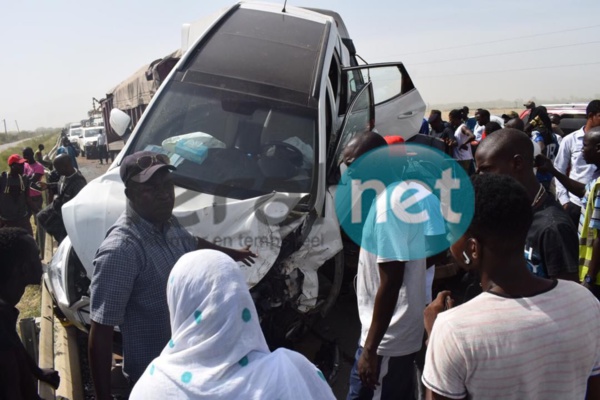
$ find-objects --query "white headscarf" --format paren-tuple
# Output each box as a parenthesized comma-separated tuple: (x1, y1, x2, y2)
(130, 249, 335, 400)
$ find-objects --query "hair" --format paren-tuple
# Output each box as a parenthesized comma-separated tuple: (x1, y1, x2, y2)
(469, 174, 532, 245)
(478, 109, 490, 119)
(449, 109, 464, 121)
(462, 106, 470, 115)
(0, 228, 32, 281)
(23, 147, 34, 158)
(38, 144, 44, 151)
(587, 100, 600, 118)
(484, 121, 502, 135)
(430, 109, 442, 119)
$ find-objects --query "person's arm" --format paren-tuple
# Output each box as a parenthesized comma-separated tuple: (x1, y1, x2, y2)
(88, 321, 114, 400)
(357, 261, 405, 389)
(542, 223, 579, 282)
(554, 137, 574, 206)
(536, 154, 586, 198)
(196, 237, 256, 266)
(459, 126, 475, 149)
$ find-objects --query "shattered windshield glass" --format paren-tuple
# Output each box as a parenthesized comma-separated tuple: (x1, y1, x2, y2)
(128, 80, 317, 200)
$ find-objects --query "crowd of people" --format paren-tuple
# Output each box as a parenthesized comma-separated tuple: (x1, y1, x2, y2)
(3, 100, 600, 399)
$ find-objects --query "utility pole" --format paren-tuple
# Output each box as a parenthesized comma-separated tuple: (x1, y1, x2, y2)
(14, 120, 19, 133)
(2, 119, 7, 135)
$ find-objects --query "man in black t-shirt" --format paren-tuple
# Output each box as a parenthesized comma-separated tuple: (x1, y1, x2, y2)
(428, 110, 455, 156)
(475, 129, 578, 280)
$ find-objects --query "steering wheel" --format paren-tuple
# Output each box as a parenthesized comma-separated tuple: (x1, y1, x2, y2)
(260, 141, 304, 167)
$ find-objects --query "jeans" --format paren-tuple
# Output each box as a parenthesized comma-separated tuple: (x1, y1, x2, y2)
(347, 346, 417, 400)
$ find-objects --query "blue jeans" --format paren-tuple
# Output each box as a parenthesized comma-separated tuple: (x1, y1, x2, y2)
(347, 346, 417, 400)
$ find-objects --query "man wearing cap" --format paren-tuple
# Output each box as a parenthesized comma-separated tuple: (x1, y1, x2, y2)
(519, 100, 536, 119)
(88, 151, 256, 399)
(0, 155, 34, 236)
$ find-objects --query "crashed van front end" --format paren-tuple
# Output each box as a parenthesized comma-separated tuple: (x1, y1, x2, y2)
(48, 2, 347, 337)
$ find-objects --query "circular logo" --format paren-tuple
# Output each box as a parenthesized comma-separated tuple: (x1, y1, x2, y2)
(335, 143, 474, 261)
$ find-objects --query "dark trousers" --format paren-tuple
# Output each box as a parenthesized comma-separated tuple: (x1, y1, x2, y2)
(347, 347, 417, 400)
(98, 145, 109, 163)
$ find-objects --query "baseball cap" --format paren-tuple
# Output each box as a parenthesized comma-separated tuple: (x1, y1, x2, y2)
(7, 154, 26, 166)
(120, 151, 176, 185)
(523, 100, 536, 108)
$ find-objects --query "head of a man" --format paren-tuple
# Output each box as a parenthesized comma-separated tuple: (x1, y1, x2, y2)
(38, 144, 45, 151)
(448, 109, 463, 127)
(550, 114, 561, 126)
(342, 131, 388, 167)
(428, 110, 443, 131)
(475, 109, 490, 126)
(484, 122, 502, 136)
(7, 154, 26, 176)
(53, 154, 75, 176)
(462, 106, 470, 117)
(61, 137, 71, 148)
(582, 127, 600, 167)
(505, 118, 525, 131)
(475, 128, 535, 185)
(586, 100, 600, 129)
(524, 100, 536, 110)
(121, 151, 176, 225)
(451, 174, 532, 272)
(22, 147, 35, 164)
(0, 228, 42, 306)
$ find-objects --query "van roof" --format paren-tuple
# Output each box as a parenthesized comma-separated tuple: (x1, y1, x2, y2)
(180, 6, 331, 107)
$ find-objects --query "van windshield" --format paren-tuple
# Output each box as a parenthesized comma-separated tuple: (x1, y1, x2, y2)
(85, 129, 102, 137)
(129, 80, 317, 200)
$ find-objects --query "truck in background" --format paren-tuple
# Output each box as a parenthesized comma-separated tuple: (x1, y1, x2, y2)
(98, 52, 182, 160)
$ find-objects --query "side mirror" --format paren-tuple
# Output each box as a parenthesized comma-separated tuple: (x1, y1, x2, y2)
(110, 108, 131, 137)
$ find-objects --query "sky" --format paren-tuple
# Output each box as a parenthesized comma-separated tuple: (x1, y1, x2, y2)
(1, 0, 599, 130)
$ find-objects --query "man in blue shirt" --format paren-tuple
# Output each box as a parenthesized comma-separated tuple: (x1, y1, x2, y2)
(88, 151, 256, 399)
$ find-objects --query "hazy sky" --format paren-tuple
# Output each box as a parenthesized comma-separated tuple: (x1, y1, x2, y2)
(2, 0, 599, 130)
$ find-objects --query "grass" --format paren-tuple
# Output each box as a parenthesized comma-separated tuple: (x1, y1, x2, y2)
(17, 286, 42, 320)
(0, 131, 61, 172)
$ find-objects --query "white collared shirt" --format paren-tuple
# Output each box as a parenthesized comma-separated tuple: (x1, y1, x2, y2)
(554, 126, 597, 206)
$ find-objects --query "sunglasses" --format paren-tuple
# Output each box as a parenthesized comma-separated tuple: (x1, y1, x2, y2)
(136, 154, 170, 170)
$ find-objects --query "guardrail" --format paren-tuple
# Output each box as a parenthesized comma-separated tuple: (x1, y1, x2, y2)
(39, 235, 83, 400)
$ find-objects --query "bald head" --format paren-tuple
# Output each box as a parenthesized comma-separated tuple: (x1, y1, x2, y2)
(475, 129, 536, 183)
(342, 131, 387, 166)
(53, 153, 74, 176)
(505, 118, 525, 131)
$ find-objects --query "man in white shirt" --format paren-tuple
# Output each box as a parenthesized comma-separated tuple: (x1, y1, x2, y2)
(449, 110, 475, 174)
(97, 130, 109, 165)
(554, 100, 600, 225)
(422, 174, 600, 400)
(343, 132, 445, 400)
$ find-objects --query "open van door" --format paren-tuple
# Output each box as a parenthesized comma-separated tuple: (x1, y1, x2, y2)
(327, 81, 374, 176)
(343, 63, 426, 140)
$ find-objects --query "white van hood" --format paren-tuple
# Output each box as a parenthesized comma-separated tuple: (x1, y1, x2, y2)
(61, 168, 309, 288)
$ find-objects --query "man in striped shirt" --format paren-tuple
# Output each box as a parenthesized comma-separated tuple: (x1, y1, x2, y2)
(422, 174, 600, 399)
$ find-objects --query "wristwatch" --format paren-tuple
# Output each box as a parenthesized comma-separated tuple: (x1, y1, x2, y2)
(584, 275, 594, 285)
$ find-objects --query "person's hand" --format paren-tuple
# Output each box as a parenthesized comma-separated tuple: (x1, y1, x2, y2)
(231, 246, 257, 266)
(357, 348, 379, 390)
(459, 143, 469, 150)
(38, 181, 48, 190)
(535, 154, 554, 173)
(424, 291, 454, 339)
(38, 368, 60, 389)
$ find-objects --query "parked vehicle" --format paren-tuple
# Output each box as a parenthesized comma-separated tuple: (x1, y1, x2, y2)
(78, 127, 104, 157)
(45, 2, 426, 346)
(67, 127, 82, 148)
(521, 103, 587, 136)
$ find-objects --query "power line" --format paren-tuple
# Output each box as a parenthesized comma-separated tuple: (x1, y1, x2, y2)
(412, 40, 600, 66)
(417, 61, 600, 79)
(394, 24, 600, 57)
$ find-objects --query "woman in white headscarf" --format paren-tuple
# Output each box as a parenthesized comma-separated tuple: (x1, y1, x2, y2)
(130, 249, 335, 400)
